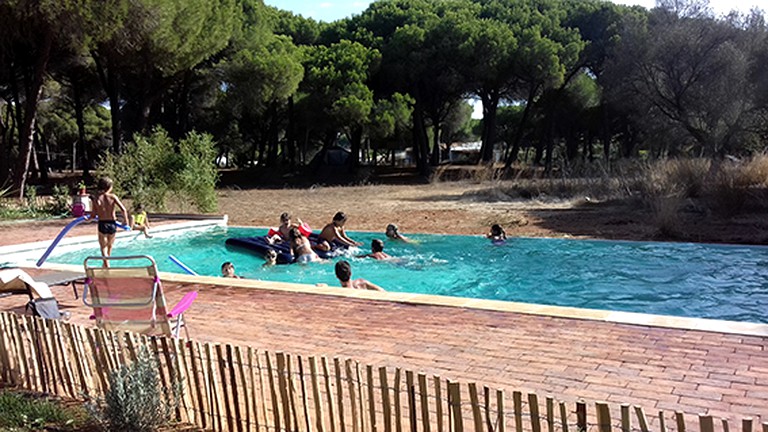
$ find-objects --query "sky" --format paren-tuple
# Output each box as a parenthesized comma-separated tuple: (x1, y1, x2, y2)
(264, 0, 767, 23)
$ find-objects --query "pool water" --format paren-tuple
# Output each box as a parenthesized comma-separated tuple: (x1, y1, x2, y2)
(49, 226, 768, 324)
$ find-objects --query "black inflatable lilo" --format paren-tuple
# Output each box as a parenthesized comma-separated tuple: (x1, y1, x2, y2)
(226, 233, 347, 264)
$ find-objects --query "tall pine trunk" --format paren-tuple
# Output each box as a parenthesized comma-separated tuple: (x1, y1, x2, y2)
(14, 28, 53, 198)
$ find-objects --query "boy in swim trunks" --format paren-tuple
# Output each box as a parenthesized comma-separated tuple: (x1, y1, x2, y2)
(91, 177, 129, 266)
(334, 260, 384, 291)
(316, 212, 362, 251)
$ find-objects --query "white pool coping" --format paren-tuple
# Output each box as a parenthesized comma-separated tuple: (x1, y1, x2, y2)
(5, 217, 768, 338)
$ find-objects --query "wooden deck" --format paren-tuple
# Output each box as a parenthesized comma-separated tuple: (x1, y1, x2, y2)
(1, 272, 766, 425)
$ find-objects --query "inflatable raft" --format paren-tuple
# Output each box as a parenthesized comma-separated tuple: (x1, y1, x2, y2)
(225, 233, 346, 264)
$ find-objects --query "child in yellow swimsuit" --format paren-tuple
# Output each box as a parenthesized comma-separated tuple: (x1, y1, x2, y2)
(131, 204, 153, 238)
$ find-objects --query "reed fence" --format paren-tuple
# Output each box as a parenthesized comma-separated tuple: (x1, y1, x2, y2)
(0, 311, 764, 432)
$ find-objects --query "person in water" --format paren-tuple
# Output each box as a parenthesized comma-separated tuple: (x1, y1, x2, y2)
(487, 224, 507, 242)
(316, 212, 362, 251)
(385, 223, 411, 242)
(358, 239, 391, 260)
(334, 260, 384, 291)
(290, 227, 320, 263)
(263, 249, 278, 266)
(131, 204, 153, 238)
(221, 261, 243, 278)
(91, 177, 130, 265)
(270, 212, 304, 242)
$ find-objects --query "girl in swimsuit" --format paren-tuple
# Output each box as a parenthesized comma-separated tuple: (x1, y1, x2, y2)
(289, 228, 319, 263)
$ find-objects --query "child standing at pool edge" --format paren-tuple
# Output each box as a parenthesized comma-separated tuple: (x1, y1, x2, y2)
(91, 177, 130, 265)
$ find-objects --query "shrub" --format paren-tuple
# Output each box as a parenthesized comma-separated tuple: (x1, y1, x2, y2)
(88, 347, 180, 432)
(98, 127, 219, 213)
(0, 390, 80, 430)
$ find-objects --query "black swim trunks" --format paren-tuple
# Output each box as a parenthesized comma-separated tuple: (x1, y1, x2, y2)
(98, 220, 117, 235)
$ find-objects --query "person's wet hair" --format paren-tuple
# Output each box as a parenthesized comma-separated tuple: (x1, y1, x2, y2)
(98, 177, 113, 192)
(221, 261, 233, 270)
(386, 224, 398, 233)
(491, 224, 503, 236)
(335, 260, 352, 282)
(333, 212, 347, 222)
(289, 227, 301, 239)
(280, 212, 291, 222)
(371, 239, 384, 253)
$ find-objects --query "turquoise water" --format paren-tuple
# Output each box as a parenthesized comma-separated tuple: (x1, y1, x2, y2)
(49, 226, 768, 324)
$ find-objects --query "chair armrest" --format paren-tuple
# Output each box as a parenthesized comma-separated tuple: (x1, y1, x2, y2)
(168, 291, 197, 318)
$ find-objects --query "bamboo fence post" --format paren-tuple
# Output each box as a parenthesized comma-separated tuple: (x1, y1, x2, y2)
(447, 381, 463, 432)
(26, 316, 45, 393)
(176, 338, 196, 426)
(529, 393, 542, 432)
(356, 362, 365, 432)
(434, 376, 444, 432)
(254, 349, 269, 429)
(85, 327, 108, 393)
(484, 386, 492, 432)
(48, 318, 67, 395)
(634, 406, 650, 432)
(233, 346, 250, 432)
(468, 382, 483, 432)
(226, 344, 243, 432)
(191, 341, 209, 430)
(761, 422, 768, 432)
(53, 320, 76, 398)
(334, 358, 347, 432)
(498, 390, 507, 432)
(73, 325, 96, 395)
(743, 418, 754, 432)
(298, 356, 312, 432)
(366, 365, 376, 432)
(546, 396, 555, 432)
(246, 347, 260, 432)
(723, 418, 731, 432)
(380, 367, 392, 432)
(215, 344, 234, 432)
(558, 401, 567, 432)
(205, 343, 225, 432)
(323, 357, 338, 432)
(621, 404, 631, 432)
(675, 412, 685, 432)
(419, 373, 431, 432)
(0, 314, 13, 385)
(513, 391, 524, 432)
(659, 411, 667, 432)
(700, 415, 714, 432)
(276, 352, 293, 431)
(406, 370, 416, 432)
(596, 402, 611, 432)
(266, 351, 283, 432)
(346, 359, 360, 432)
(393, 368, 402, 432)
(10, 314, 29, 388)
(310, 357, 326, 432)
(286, 354, 302, 430)
(65, 323, 89, 397)
(161, 337, 183, 423)
(576, 401, 587, 432)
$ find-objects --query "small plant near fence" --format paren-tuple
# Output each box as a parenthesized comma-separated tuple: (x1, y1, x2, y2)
(87, 347, 181, 432)
(0, 390, 83, 431)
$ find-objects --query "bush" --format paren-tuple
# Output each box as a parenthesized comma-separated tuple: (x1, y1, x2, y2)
(98, 127, 219, 213)
(88, 347, 180, 432)
(0, 390, 80, 430)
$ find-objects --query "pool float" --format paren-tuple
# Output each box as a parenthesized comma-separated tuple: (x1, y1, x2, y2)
(225, 232, 346, 264)
(266, 222, 313, 239)
(168, 255, 199, 276)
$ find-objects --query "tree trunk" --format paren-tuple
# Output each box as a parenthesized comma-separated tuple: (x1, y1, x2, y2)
(14, 28, 53, 198)
(286, 97, 296, 169)
(94, 53, 123, 154)
(71, 75, 89, 178)
(504, 86, 538, 171)
(479, 90, 500, 163)
(348, 125, 363, 174)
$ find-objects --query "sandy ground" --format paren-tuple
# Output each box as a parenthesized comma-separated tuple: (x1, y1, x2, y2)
(2, 181, 766, 247)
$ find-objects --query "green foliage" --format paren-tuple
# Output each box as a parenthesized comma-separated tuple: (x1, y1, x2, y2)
(98, 128, 219, 213)
(88, 347, 180, 432)
(0, 390, 79, 431)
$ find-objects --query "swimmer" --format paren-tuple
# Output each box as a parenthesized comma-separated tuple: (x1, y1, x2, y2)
(317, 212, 362, 251)
(487, 224, 507, 242)
(290, 227, 320, 263)
(358, 239, 391, 260)
(263, 249, 278, 266)
(334, 260, 384, 291)
(221, 261, 243, 278)
(269, 212, 304, 243)
(385, 223, 411, 242)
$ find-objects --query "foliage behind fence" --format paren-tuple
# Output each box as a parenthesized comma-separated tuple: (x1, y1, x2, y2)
(0, 312, 765, 432)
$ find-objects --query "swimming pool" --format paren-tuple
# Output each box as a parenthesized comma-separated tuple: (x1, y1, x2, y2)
(48, 226, 768, 324)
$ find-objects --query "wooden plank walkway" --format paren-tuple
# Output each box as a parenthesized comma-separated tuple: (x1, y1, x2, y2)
(1, 277, 766, 424)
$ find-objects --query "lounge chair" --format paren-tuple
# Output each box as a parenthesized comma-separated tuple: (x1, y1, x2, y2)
(82, 255, 197, 338)
(0, 268, 54, 299)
